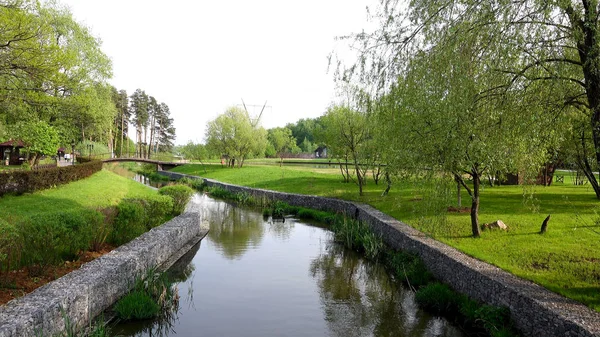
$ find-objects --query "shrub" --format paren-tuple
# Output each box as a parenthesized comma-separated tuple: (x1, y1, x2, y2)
(415, 282, 460, 315)
(109, 199, 147, 246)
(114, 290, 160, 320)
(19, 209, 99, 273)
(108, 196, 174, 246)
(0, 219, 23, 272)
(159, 184, 194, 215)
(93, 207, 117, 252)
(142, 195, 174, 229)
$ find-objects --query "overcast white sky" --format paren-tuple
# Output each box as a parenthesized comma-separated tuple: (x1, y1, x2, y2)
(60, 0, 373, 145)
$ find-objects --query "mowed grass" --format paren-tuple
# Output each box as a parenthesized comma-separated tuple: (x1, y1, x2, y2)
(173, 163, 600, 312)
(1, 169, 158, 220)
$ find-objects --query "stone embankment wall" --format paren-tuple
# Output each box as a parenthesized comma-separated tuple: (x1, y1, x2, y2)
(159, 171, 600, 337)
(0, 199, 208, 337)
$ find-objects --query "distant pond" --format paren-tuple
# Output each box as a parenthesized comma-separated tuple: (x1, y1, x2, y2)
(110, 194, 465, 337)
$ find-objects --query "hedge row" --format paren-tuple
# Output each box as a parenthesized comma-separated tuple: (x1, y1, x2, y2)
(0, 160, 103, 196)
(0, 186, 193, 275)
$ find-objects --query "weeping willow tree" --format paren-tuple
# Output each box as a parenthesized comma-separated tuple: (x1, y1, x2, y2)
(336, 0, 600, 199)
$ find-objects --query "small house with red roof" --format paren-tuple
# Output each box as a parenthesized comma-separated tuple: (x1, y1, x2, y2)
(0, 139, 25, 165)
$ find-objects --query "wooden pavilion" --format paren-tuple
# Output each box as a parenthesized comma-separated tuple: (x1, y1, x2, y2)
(0, 139, 25, 165)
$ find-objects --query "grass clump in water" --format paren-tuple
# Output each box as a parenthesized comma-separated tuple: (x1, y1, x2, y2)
(114, 268, 179, 322)
(114, 290, 160, 320)
(331, 217, 384, 259)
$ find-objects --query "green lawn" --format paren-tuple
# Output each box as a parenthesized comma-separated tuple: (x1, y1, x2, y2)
(1, 169, 157, 220)
(172, 163, 600, 312)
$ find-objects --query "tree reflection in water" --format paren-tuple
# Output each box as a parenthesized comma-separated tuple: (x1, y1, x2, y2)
(310, 242, 464, 337)
(203, 198, 265, 260)
(267, 217, 295, 240)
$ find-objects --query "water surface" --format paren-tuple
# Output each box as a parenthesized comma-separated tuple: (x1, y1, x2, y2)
(112, 194, 464, 337)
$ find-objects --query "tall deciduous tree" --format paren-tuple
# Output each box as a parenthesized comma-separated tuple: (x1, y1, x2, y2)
(267, 127, 296, 165)
(318, 104, 372, 196)
(9, 120, 60, 166)
(206, 107, 267, 168)
(373, 27, 550, 237)
(181, 141, 208, 172)
(341, 0, 600, 198)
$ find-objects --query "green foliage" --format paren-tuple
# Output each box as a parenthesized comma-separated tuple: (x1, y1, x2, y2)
(0, 160, 103, 197)
(115, 268, 178, 322)
(331, 217, 384, 259)
(114, 290, 160, 320)
(18, 209, 101, 272)
(0, 1, 114, 148)
(383, 250, 433, 288)
(264, 142, 276, 158)
(317, 103, 373, 195)
(285, 117, 324, 148)
(181, 141, 208, 163)
(143, 195, 174, 228)
(415, 282, 460, 315)
(179, 177, 206, 191)
(265, 200, 288, 218)
(159, 184, 194, 215)
(8, 120, 60, 165)
(109, 194, 173, 245)
(0, 219, 23, 272)
(205, 107, 267, 167)
(110, 200, 145, 246)
(267, 127, 296, 162)
(92, 207, 115, 252)
(205, 186, 258, 206)
(75, 140, 109, 160)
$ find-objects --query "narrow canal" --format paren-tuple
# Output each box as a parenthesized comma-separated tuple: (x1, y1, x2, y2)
(111, 191, 465, 337)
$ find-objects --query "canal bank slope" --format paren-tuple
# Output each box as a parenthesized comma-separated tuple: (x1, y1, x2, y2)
(159, 171, 600, 337)
(0, 197, 209, 337)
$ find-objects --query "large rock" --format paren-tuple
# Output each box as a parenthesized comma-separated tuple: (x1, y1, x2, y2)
(481, 220, 508, 231)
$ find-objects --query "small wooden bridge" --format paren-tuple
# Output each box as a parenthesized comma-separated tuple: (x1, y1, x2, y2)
(102, 157, 186, 171)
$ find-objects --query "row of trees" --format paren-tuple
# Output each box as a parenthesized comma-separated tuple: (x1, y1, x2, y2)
(320, 0, 600, 237)
(0, 1, 176, 164)
(114, 89, 176, 159)
(181, 109, 326, 168)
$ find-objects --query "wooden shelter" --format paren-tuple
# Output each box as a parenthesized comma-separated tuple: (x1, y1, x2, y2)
(0, 139, 25, 165)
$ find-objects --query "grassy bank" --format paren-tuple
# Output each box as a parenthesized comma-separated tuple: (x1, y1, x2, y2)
(1, 169, 157, 219)
(0, 169, 167, 304)
(172, 163, 600, 312)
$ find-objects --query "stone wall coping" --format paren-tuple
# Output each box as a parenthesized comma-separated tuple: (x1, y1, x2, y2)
(0, 197, 208, 337)
(158, 171, 600, 337)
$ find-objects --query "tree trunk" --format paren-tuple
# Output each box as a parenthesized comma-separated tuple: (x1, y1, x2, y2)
(339, 160, 349, 182)
(540, 214, 551, 234)
(454, 174, 462, 208)
(354, 156, 364, 196)
(381, 171, 392, 196)
(577, 127, 600, 197)
(148, 114, 155, 160)
(470, 171, 481, 238)
(572, 5, 600, 198)
(120, 101, 124, 157)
